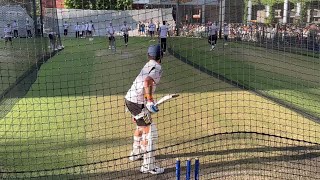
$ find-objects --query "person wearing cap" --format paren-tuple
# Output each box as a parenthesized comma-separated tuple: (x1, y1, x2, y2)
(121, 21, 131, 47)
(4, 23, 13, 47)
(125, 44, 164, 174)
(106, 21, 115, 50)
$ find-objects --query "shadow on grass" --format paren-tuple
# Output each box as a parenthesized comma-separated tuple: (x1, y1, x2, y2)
(2, 132, 320, 179)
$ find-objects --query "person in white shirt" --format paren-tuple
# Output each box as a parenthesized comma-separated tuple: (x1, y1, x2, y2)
(26, 20, 32, 38)
(159, 21, 169, 54)
(208, 21, 219, 51)
(121, 21, 131, 47)
(12, 20, 18, 38)
(4, 24, 12, 47)
(85, 22, 89, 37)
(125, 44, 164, 175)
(148, 20, 156, 40)
(87, 20, 95, 37)
(81, 22, 86, 38)
(106, 22, 115, 50)
(74, 22, 80, 38)
(63, 21, 69, 36)
(223, 23, 230, 45)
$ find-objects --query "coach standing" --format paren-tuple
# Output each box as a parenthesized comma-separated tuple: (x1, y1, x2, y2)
(159, 21, 169, 54)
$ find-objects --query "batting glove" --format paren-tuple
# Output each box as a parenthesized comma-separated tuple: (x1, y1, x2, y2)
(146, 101, 159, 113)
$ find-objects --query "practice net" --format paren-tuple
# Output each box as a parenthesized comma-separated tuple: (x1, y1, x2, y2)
(0, 0, 320, 179)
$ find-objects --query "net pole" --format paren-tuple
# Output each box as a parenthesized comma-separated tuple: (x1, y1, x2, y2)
(32, 0, 38, 36)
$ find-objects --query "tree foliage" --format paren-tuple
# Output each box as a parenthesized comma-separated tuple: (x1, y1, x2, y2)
(65, 0, 133, 10)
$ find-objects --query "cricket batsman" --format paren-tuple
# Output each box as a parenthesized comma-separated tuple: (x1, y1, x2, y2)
(125, 44, 164, 174)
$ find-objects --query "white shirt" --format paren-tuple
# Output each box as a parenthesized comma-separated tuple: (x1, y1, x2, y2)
(74, 24, 80, 31)
(121, 25, 130, 35)
(125, 60, 162, 104)
(63, 23, 69, 30)
(223, 25, 229, 35)
(106, 26, 115, 37)
(12, 22, 18, 30)
(209, 24, 218, 35)
(159, 25, 169, 38)
(84, 24, 88, 31)
(26, 23, 31, 30)
(4, 27, 12, 37)
(88, 23, 94, 31)
(149, 23, 156, 31)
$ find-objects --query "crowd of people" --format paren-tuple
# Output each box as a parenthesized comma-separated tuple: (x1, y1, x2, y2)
(178, 22, 320, 45)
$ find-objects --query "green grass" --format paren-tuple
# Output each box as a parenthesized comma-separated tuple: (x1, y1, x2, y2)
(168, 37, 320, 119)
(0, 37, 49, 96)
(1, 37, 320, 179)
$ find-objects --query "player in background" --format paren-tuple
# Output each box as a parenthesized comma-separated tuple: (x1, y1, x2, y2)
(223, 22, 229, 45)
(74, 22, 80, 38)
(208, 21, 219, 51)
(85, 22, 89, 37)
(159, 21, 169, 54)
(26, 19, 32, 38)
(81, 22, 86, 38)
(63, 21, 69, 37)
(87, 20, 95, 39)
(107, 21, 115, 50)
(148, 19, 156, 40)
(125, 44, 164, 174)
(141, 22, 146, 36)
(12, 20, 18, 38)
(121, 21, 131, 47)
(36, 17, 41, 35)
(4, 23, 13, 48)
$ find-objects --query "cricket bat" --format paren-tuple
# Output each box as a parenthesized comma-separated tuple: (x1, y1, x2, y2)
(155, 94, 179, 107)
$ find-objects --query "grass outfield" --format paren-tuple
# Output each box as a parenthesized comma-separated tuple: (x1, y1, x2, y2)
(0, 37, 320, 179)
(168, 37, 320, 119)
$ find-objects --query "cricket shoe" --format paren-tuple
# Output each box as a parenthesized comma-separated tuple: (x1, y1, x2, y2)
(140, 165, 164, 174)
(128, 151, 142, 161)
(108, 46, 111, 50)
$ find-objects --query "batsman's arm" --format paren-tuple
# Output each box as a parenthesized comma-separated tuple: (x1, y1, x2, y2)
(144, 76, 155, 102)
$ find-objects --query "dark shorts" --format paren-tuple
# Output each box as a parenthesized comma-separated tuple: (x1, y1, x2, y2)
(149, 31, 154, 35)
(208, 35, 217, 44)
(64, 29, 68, 34)
(108, 36, 115, 41)
(5, 37, 12, 42)
(125, 99, 151, 126)
(87, 30, 92, 35)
